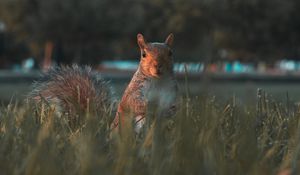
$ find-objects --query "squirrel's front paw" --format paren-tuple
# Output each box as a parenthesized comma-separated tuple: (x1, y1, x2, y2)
(134, 115, 145, 133)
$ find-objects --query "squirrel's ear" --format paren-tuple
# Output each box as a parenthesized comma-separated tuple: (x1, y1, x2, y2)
(137, 33, 147, 49)
(165, 33, 174, 46)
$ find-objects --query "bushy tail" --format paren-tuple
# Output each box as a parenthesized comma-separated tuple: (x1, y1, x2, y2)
(28, 65, 114, 129)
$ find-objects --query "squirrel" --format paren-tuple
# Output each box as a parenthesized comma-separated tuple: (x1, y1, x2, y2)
(112, 33, 178, 134)
(29, 34, 178, 133)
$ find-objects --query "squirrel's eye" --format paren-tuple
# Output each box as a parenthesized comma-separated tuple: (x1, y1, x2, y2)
(142, 51, 147, 58)
(169, 50, 173, 56)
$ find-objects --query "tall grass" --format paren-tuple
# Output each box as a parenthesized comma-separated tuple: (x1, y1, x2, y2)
(0, 90, 299, 175)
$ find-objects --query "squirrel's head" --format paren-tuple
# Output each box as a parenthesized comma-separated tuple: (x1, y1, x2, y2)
(137, 33, 174, 78)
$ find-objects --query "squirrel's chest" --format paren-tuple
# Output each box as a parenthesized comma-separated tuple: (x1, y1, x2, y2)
(143, 78, 177, 107)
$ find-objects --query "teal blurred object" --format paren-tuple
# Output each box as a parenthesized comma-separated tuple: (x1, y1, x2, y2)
(22, 58, 35, 71)
(101, 60, 138, 70)
(224, 62, 232, 73)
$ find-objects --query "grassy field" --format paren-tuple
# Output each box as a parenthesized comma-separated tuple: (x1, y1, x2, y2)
(0, 88, 299, 175)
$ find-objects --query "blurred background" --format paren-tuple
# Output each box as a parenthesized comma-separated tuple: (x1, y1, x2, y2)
(1, 0, 300, 103)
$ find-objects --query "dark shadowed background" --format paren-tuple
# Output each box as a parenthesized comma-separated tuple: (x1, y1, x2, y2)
(1, 0, 300, 65)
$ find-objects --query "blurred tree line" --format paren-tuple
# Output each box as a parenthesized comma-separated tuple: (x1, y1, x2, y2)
(0, 0, 300, 68)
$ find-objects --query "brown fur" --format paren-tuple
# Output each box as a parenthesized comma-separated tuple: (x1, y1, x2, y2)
(112, 34, 178, 133)
(29, 65, 113, 129)
(28, 34, 176, 133)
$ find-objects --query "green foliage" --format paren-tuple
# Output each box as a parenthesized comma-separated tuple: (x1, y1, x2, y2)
(1, 91, 300, 174)
(2, 0, 300, 63)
